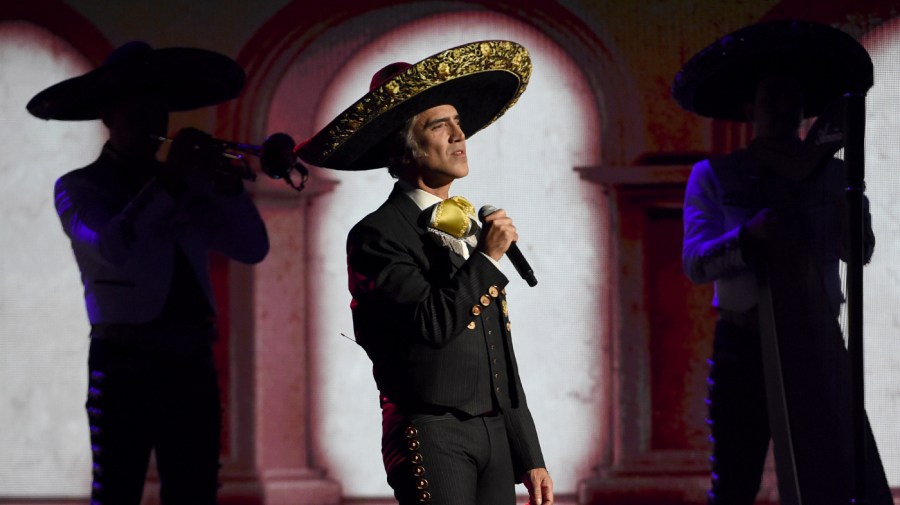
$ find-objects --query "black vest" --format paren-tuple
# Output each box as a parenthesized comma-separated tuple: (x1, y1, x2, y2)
(456, 287, 518, 415)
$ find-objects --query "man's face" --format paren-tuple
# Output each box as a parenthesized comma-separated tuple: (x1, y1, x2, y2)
(408, 104, 468, 186)
(748, 76, 803, 137)
(103, 94, 169, 158)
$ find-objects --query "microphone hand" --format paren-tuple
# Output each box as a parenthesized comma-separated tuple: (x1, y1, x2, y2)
(478, 205, 538, 287)
(476, 206, 517, 262)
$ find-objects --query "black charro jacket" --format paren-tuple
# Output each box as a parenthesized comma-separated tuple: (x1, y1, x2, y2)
(346, 185, 545, 477)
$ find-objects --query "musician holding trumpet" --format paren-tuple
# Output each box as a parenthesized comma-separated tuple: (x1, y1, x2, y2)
(28, 41, 268, 505)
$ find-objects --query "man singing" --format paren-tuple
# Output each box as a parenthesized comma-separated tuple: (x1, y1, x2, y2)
(297, 41, 552, 505)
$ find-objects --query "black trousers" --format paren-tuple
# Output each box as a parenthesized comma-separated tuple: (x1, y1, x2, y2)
(706, 315, 771, 505)
(382, 401, 516, 505)
(86, 330, 221, 505)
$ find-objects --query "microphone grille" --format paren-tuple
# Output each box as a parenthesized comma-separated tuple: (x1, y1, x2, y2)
(478, 205, 498, 221)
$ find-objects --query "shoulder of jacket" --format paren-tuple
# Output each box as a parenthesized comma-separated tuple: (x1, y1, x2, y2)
(349, 198, 414, 242)
(708, 149, 752, 170)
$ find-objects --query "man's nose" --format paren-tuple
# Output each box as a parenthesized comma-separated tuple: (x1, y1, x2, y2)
(449, 122, 465, 142)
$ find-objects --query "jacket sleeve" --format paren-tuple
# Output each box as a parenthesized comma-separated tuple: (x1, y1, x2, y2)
(205, 189, 269, 265)
(347, 222, 508, 348)
(55, 174, 178, 267)
(504, 390, 546, 481)
(831, 156, 875, 265)
(863, 195, 875, 264)
(682, 159, 750, 284)
(844, 193, 875, 265)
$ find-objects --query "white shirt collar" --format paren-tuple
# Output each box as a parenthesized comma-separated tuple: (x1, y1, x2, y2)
(396, 179, 443, 211)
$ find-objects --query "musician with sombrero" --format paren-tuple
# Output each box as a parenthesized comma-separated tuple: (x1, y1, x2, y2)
(28, 41, 269, 504)
(676, 20, 891, 505)
(297, 41, 553, 505)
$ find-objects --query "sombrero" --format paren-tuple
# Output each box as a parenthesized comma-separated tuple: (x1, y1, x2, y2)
(672, 20, 873, 121)
(296, 40, 531, 170)
(27, 41, 245, 121)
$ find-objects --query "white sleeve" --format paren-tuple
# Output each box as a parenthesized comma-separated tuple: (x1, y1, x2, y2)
(682, 159, 749, 284)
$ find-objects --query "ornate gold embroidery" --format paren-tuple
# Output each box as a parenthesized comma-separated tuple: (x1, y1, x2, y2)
(437, 62, 450, 79)
(304, 40, 531, 165)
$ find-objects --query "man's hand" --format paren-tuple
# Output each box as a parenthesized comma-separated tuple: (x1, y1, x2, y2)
(476, 208, 518, 262)
(744, 208, 781, 240)
(164, 127, 244, 196)
(166, 127, 219, 170)
(523, 467, 553, 505)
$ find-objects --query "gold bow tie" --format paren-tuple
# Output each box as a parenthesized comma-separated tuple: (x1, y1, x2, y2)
(429, 196, 479, 239)
(426, 196, 480, 259)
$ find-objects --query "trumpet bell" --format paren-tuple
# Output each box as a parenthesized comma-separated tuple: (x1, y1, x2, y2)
(260, 132, 298, 180)
(155, 131, 309, 192)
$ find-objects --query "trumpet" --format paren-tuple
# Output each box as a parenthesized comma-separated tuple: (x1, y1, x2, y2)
(155, 132, 309, 192)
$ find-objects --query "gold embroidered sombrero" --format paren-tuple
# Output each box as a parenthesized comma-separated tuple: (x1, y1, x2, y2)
(672, 20, 872, 121)
(27, 41, 245, 121)
(296, 40, 531, 170)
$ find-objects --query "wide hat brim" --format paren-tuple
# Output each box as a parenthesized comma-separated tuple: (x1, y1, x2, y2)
(27, 46, 245, 121)
(296, 40, 531, 170)
(672, 20, 873, 121)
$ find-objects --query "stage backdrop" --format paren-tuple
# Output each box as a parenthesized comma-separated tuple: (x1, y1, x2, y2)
(0, 22, 103, 496)
(2, 3, 900, 501)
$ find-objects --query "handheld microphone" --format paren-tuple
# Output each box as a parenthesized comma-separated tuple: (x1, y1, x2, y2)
(478, 205, 538, 287)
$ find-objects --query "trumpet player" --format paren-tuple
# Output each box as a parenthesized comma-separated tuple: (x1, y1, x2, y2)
(28, 41, 268, 505)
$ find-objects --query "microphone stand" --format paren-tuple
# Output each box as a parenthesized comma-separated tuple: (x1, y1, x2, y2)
(843, 92, 867, 505)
